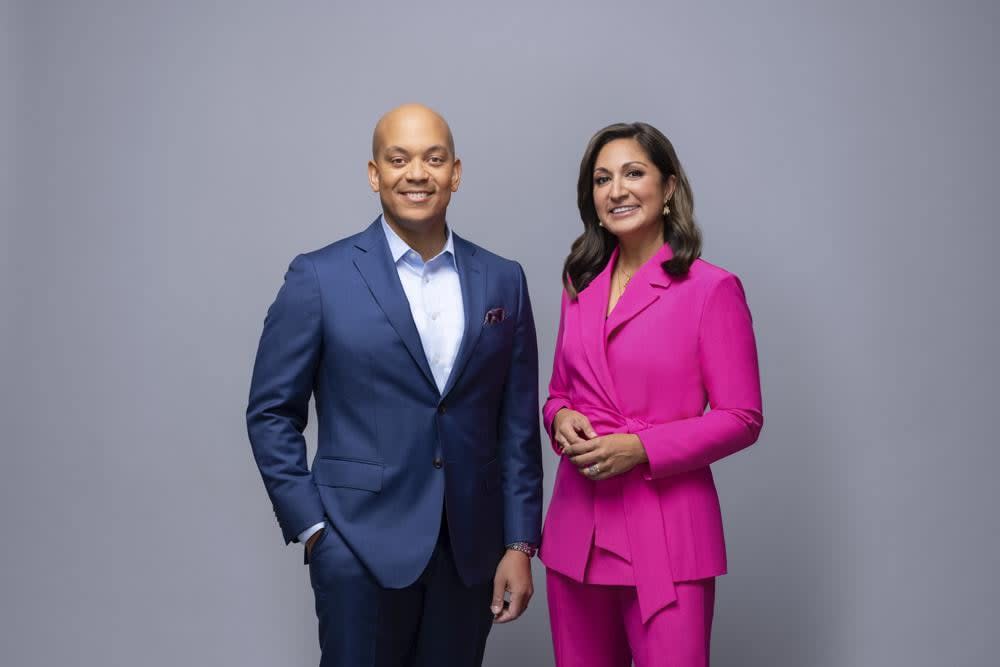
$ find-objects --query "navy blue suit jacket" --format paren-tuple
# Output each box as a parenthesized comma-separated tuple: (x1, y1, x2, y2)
(247, 219, 543, 588)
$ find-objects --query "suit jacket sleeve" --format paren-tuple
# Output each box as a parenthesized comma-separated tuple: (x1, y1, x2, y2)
(542, 289, 573, 453)
(497, 263, 544, 545)
(637, 274, 764, 479)
(246, 254, 327, 544)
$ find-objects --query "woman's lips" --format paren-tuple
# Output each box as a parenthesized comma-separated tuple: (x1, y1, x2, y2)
(609, 205, 639, 219)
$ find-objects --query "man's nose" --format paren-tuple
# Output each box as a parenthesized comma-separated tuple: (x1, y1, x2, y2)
(406, 160, 428, 180)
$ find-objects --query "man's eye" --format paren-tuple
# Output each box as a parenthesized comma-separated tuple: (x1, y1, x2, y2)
(390, 158, 406, 167)
(428, 156, 444, 165)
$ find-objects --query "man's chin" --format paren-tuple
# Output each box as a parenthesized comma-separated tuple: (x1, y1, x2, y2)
(383, 207, 446, 230)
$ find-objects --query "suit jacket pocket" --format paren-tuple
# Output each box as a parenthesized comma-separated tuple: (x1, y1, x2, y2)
(313, 457, 384, 492)
(481, 316, 513, 336)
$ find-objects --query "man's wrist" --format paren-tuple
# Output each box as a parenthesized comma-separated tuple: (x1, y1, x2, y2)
(505, 542, 537, 558)
(298, 521, 325, 545)
(306, 529, 324, 549)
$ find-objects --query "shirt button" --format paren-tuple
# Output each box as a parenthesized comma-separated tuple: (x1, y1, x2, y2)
(433, 458, 443, 469)
(430, 312, 438, 320)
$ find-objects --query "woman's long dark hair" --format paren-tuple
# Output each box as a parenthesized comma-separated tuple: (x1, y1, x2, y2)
(563, 122, 701, 296)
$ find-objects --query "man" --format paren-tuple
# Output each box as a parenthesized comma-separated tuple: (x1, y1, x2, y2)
(247, 104, 543, 666)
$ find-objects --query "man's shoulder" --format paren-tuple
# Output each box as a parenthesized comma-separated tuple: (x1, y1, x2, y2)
(453, 233, 522, 276)
(297, 221, 380, 266)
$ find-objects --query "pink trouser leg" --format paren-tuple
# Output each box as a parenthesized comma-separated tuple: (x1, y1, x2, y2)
(623, 578, 716, 667)
(546, 569, 631, 667)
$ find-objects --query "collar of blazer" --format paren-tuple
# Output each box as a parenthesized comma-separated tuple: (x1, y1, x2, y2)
(576, 242, 674, 409)
(351, 218, 486, 399)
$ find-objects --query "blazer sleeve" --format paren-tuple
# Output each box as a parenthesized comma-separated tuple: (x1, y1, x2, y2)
(496, 263, 544, 545)
(246, 254, 327, 544)
(542, 289, 573, 453)
(636, 274, 764, 479)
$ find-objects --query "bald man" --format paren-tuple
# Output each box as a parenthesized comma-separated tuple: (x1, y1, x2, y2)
(247, 104, 543, 666)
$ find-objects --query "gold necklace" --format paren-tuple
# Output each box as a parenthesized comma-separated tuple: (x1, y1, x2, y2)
(615, 266, 633, 298)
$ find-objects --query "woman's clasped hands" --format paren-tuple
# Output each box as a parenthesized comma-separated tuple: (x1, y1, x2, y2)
(552, 408, 649, 481)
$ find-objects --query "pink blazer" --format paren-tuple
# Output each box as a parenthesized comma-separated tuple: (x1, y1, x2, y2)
(539, 243, 763, 622)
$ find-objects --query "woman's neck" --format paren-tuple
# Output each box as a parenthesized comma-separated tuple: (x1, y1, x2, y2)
(616, 227, 664, 274)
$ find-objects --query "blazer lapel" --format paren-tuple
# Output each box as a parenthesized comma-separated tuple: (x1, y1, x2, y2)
(576, 251, 619, 408)
(352, 220, 437, 392)
(442, 233, 486, 399)
(605, 243, 673, 338)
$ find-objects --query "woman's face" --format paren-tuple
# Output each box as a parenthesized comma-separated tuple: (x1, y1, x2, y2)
(592, 138, 674, 239)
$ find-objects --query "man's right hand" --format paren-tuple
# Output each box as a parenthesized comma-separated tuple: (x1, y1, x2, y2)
(305, 527, 325, 561)
(552, 408, 597, 455)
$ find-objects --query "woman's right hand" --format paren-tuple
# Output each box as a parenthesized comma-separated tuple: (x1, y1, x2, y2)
(552, 408, 598, 455)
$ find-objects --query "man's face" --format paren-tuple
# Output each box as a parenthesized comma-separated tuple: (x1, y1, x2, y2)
(368, 111, 461, 231)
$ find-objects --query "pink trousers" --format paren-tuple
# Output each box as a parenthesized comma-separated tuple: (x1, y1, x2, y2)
(546, 569, 715, 667)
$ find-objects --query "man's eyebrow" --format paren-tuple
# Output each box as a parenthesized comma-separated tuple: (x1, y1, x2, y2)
(423, 144, 451, 155)
(383, 145, 409, 155)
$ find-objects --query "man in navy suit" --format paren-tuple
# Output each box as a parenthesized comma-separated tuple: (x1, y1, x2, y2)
(247, 104, 543, 666)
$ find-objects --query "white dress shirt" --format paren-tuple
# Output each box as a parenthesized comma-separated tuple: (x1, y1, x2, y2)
(381, 217, 466, 394)
(298, 217, 465, 545)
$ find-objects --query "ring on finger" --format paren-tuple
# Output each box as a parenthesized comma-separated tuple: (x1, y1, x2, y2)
(587, 463, 600, 476)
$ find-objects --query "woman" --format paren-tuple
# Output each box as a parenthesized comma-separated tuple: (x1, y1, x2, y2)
(540, 122, 763, 666)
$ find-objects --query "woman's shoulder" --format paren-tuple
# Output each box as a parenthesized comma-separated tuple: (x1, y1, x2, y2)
(683, 257, 742, 288)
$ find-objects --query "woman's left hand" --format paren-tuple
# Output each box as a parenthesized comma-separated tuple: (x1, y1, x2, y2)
(565, 433, 648, 480)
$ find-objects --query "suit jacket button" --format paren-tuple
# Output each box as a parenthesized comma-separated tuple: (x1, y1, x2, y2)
(438, 404, 447, 414)
(433, 458, 443, 469)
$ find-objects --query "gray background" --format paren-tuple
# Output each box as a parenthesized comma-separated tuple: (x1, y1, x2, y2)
(4, 1, 998, 665)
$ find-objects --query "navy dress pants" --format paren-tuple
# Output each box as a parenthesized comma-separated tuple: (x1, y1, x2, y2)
(307, 516, 495, 667)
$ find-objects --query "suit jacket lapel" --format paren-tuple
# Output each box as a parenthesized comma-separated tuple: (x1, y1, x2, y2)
(442, 233, 485, 399)
(352, 219, 438, 392)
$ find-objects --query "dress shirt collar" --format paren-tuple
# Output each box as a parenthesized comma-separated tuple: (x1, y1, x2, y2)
(380, 215, 455, 268)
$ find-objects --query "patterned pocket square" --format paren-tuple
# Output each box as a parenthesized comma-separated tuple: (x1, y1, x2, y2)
(483, 307, 508, 325)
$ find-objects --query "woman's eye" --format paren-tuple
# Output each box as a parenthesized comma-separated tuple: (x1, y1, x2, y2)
(594, 176, 610, 185)
(627, 169, 644, 178)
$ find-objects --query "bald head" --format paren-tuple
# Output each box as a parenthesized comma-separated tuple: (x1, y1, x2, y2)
(372, 103, 455, 159)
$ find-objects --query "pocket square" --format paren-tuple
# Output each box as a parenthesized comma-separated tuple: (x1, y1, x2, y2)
(483, 307, 508, 325)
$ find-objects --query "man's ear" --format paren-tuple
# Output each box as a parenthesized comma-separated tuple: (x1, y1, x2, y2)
(450, 158, 462, 192)
(368, 160, 381, 192)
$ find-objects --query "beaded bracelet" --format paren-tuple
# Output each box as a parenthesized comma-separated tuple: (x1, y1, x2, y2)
(506, 542, 537, 558)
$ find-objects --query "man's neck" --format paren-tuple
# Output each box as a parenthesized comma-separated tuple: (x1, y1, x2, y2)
(384, 214, 448, 261)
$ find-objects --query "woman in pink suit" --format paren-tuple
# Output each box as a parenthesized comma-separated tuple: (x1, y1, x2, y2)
(540, 122, 763, 666)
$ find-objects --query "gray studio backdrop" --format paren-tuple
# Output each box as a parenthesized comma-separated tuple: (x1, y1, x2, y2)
(4, 1, 998, 665)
